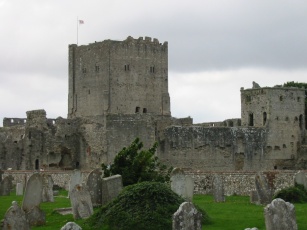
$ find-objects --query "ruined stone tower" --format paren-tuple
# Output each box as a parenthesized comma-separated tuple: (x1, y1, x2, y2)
(241, 86, 305, 169)
(68, 36, 170, 120)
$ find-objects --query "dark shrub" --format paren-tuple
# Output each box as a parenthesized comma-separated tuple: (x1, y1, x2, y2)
(273, 183, 307, 203)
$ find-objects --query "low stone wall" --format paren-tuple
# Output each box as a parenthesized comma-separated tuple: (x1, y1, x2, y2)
(1, 170, 302, 196)
(185, 170, 299, 196)
(2, 170, 91, 191)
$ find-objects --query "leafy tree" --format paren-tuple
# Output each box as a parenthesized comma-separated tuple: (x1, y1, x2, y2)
(102, 138, 173, 186)
(86, 181, 211, 230)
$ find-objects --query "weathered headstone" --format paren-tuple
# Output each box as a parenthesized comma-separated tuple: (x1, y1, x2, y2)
(22, 173, 46, 226)
(212, 174, 225, 202)
(16, 182, 23, 196)
(101, 174, 123, 206)
(294, 171, 307, 190)
(250, 190, 259, 204)
(42, 174, 54, 202)
(2, 201, 30, 230)
(0, 175, 13, 196)
(172, 202, 202, 230)
(69, 169, 82, 194)
(170, 168, 194, 202)
(70, 184, 93, 219)
(86, 168, 103, 206)
(255, 172, 272, 205)
(60, 221, 82, 230)
(264, 198, 297, 230)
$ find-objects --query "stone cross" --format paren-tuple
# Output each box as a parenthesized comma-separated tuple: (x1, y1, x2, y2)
(22, 173, 46, 226)
(264, 198, 297, 230)
(172, 202, 202, 230)
(212, 174, 225, 202)
(255, 172, 272, 205)
(70, 184, 93, 219)
(170, 168, 194, 202)
(42, 174, 54, 202)
(86, 168, 103, 206)
(101, 174, 123, 206)
(0, 175, 13, 196)
(294, 171, 307, 190)
(2, 201, 30, 230)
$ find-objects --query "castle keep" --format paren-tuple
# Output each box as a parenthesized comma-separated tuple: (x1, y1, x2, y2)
(0, 36, 306, 172)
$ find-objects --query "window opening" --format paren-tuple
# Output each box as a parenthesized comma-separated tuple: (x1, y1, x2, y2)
(143, 108, 147, 113)
(299, 114, 303, 129)
(249, 113, 254, 126)
(35, 159, 39, 170)
(279, 95, 283, 101)
(95, 65, 100, 72)
(135, 107, 140, 113)
(263, 112, 267, 126)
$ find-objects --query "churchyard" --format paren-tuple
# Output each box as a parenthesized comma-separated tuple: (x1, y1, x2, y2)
(1, 189, 307, 229)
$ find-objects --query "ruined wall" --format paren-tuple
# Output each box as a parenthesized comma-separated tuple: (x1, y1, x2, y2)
(157, 126, 267, 171)
(68, 36, 170, 119)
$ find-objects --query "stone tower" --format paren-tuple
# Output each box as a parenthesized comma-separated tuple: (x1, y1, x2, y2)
(241, 86, 305, 169)
(68, 36, 170, 119)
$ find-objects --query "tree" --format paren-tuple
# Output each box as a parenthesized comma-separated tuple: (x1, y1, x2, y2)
(102, 138, 173, 186)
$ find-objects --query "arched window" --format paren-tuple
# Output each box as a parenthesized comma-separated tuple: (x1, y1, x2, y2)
(299, 114, 303, 130)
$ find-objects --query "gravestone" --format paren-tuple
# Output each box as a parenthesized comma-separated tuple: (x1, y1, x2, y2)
(245, 228, 259, 230)
(264, 198, 297, 230)
(170, 168, 194, 202)
(0, 169, 3, 182)
(250, 190, 259, 204)
(101, 174, 123, 206)
(0, 175, 13, 196)
(69, 169, 82, 194)
(172, 202, 202, 230)
(70, 184, 93, 219)
(212, 174, 225, 202)
(86, 168, 103, 206)
(16, 182, 23, 196)
(2, 201, 30, 230)
(60, 221, 82, 230)
(22, 173, 46, 226)
(255, 172, 272, 205)
(294, 171, 307, 190)
(42, 174, 54, 202)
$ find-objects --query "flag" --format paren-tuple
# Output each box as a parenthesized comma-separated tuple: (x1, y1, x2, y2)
(79, 20, 84, 24)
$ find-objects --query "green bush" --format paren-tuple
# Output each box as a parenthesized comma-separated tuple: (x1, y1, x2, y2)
(274, 183, 307, 203)
(86, 181, 210, 230)
(102, 138, 173, 186)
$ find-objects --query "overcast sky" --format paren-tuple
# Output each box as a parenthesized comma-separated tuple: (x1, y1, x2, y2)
(0, 0, 306, 126)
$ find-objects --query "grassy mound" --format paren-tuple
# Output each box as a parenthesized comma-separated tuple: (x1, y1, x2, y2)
(86, 181, 210, 230)
(274, 183, 307, 203)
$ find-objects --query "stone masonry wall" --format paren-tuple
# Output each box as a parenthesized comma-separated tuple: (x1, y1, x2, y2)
(1, 170, 299, 196)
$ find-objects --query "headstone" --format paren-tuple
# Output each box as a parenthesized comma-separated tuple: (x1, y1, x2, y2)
(170, 168, 194, 202)
(70, 184, 93, 219)
(2, 201, 30, 230)
(69, 169, 82, 194)
(245, 228, 259, 230)
(60, 221, 82, 230)
(0, 175, 13, 196)
(255, 172, 272, 205)
(0, 169, 3, 182)
(294, 171, 307, 190)
(22, 173, 46, 226)
(42, 174, 54, 202)
(264, 198, 297, 230)
(16, 182, 23, 196)
(250, 190, 259, 204)
(212, 174, 225, 202)
(101, 174, 123, 206)
(172, 202, 202, 230)
(86, 168, 103, 206)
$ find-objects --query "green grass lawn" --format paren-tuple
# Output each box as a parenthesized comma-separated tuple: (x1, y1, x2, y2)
(1, 192, 307, 229)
